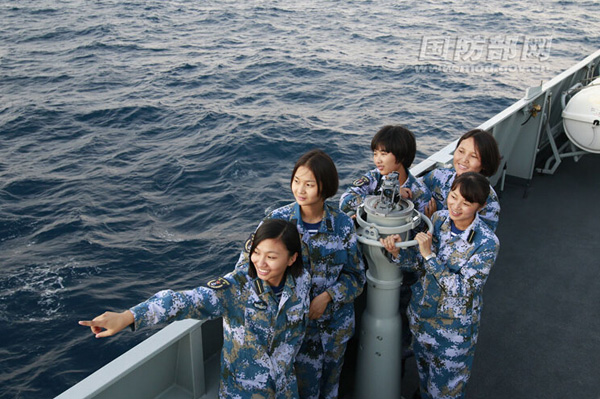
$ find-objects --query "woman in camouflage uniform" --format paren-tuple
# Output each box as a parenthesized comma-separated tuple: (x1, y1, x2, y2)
(420, 129, 501, 232)
(382, 172, 499, 399)
(79, 219, 311, 399)
(339, 124, 431, 215)
(238, 149, 366, 399)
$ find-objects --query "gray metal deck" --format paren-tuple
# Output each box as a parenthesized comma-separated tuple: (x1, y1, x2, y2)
(341, 154, 600, 399)
(466, 154, 600, 399)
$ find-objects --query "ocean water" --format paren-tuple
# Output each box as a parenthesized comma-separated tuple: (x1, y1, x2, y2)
(0, 1, 598, 397)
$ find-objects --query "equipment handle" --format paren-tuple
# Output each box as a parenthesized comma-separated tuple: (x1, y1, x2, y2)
(356, 212, 433, 249)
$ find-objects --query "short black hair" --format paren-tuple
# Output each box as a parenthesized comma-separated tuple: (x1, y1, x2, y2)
(451, 172, 490, 206)
(290, 149, 339, 200)
(457, 129, 501, 177)
(248, 219, 303, 279)
(370, 125, 417, 171)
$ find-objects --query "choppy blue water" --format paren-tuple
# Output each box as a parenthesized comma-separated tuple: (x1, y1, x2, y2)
(1, 1, 598, 397)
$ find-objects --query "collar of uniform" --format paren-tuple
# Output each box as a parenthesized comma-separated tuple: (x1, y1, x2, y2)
(280, 273, 296, 301)
(289, 202, 302, 222)
(252, 278, 270, 298)
(291, 201, 335, 234)
(440, 210, 479, 245)
(252, 272, 296, 294)
(252, 274, 296, 309)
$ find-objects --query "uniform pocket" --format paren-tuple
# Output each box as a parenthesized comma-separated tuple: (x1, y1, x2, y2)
(325, 250, 348, 281)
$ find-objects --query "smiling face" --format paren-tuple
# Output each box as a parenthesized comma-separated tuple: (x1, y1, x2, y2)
(373, 146, 403, 176)
(446, 186, 483, 230)
(291, 165, 322, 208)
(250, 238, 298, 287)
(453, 137, 482, 176)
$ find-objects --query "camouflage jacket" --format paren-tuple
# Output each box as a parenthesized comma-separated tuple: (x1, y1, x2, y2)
(339, 168, 431, 215)
(237, 201, 366, 352)
(130, 268, 311, 399)
(403, 210, 499, 327)
(419, 166, 500, 231)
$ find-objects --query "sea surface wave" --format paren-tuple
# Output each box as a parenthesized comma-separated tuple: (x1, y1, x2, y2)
(1, 1, 599, 397)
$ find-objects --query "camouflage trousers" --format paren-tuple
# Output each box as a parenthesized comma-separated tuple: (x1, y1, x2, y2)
(409, 313, 479, 399)
(295, 325, 348, 399)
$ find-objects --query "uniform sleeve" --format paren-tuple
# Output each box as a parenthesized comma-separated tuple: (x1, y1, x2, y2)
(339, 170, 378, 215)
(418, 169, 435, 193)
(130, 283, 234, 330)
(390, 244, 421, 271)
(422, 240, 499, 298)
(418, 168, 445, 211)
(325, 219, 366, 304)
(407, 177, 432, 215)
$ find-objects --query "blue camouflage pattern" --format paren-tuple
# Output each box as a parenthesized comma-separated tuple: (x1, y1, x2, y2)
(339, 168, 432, 214)
(419, 167, 500, 231)
(130, 267, 311, 399)
(237, 201, 366, 399)
(400, 210, 499, 399)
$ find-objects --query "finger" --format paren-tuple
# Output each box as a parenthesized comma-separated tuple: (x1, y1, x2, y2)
(91, 326, 103, 334)
(78, 320, 92, 327)
(95, 330, 114, 339)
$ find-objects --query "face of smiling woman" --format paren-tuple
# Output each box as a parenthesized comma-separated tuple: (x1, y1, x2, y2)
(373, 147, 402, 176)
(453, 137, 482, 176)
(250, 238, 298, 287)
(446, 186, 483, 230)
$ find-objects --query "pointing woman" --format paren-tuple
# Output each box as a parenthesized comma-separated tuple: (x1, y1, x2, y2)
(80, 219, 311, 399)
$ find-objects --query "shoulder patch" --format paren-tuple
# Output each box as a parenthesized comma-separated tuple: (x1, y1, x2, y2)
(352, 176, 370, 187)
(253, 300, 268, 310)
(244, 233, 255, 253)
(207, 277, 230, 290)
(433, 191, 445, 202)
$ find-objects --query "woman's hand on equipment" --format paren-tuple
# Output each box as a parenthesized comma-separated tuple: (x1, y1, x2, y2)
(424, 198, 437, 219)
(78, 310, 134, 338)
(415, 232, 433, 258)
(400, 187, 413, 199)
(309, 292, 332, 320)
(379, 234, 402, 258)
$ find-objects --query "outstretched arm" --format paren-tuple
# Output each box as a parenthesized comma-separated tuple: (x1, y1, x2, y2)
(79, 310, 134, 338)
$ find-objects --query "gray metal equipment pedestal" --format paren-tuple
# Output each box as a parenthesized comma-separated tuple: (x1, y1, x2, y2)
(353, 182, 431, 399)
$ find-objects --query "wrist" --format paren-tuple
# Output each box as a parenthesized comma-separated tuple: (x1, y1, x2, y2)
(424, 253, 436, 261)
(123, 310, 135, 328)
(323, 290, 333, 303)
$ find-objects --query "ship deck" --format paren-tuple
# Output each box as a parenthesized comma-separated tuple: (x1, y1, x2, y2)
(341, 153, 600, 399)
